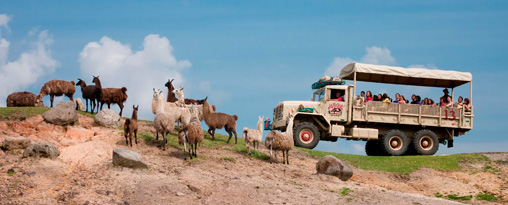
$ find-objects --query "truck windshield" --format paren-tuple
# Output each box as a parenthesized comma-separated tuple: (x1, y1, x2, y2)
(313, 90, 324, 101)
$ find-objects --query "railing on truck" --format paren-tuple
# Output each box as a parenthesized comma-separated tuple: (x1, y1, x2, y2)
(352, 101, 473, 129)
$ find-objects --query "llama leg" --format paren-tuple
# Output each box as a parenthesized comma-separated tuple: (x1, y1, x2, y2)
(207, 128, 215, 140)
(85, 99, 88, 112)
(129, 131, 133, 147)
(119, 103, 124, 117)
(134, 130, 138, 144)
(162, 129, 166, 151)
(286, 150, 289, 165)
(188, 144, 193, 159)
(226, 128, 232, 144)
(193, 143, 197, 157)
(234, 130, 238, 144)
(124, 129, 129, 145)
(50, 95, 54, 107)
(68, 93, 74, 101)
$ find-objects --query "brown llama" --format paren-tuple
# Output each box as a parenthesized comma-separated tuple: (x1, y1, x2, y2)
(99, 87, 128, 116)
(202, 100, 238, 144)
(164, 79, 204, 105)
(124, 105, 139, 146)
(75, 76, 103, 114)
(36, 80, 76, 107)
(7, 91, 44, 107)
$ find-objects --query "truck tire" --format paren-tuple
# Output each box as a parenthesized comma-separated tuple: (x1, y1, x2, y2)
(293, 122, 320, 149)
(365, 140, 382, 156)
(379, 130, 409, 156)
(411, 129, 439, 155)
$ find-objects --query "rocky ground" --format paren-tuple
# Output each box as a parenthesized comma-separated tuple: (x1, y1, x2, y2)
(0, 113, 506, 204)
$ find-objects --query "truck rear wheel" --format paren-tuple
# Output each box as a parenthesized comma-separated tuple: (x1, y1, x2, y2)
(365, 140, 382, 156)
(380, 130, 409, 156)
(293, 122, 320, 149)
(411, 130, 439, 155)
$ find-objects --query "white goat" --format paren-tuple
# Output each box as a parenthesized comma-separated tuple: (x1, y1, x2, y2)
(243, 116, 264, 156)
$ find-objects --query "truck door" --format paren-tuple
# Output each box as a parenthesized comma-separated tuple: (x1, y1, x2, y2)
(326, 89, 348, 122)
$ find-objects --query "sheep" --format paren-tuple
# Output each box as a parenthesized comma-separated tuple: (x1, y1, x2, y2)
(243, 116, 264, 156)
(36, 80, 76, 107)
(99, 87, 128, 116)
(178, 105, 204, 159)
(7, 91, 44, 107)
(124, 105, 139, 146)
(153, 89, 176, 151)
(75, 76, 103, 114)
(265, 111, 295, 165)
(164, 79, 203, 105)
(202, 99, 238, 144)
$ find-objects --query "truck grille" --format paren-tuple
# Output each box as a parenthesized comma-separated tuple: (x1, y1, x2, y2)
(274, 105, 283, 121)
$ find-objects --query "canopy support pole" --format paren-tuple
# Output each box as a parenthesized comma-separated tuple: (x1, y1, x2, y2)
(470, 81, 473, 104)
(353, 71, 357, 97)
(451, 88, 454, 103)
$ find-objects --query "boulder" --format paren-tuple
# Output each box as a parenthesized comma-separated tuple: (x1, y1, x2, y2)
(73, 98, 85, 111)
(316, 155, 353, 181)
(94, 109, 120, 128)
(42, 101, 78, 126)
(3, 137, 31, 150)
(23, 142, 60, 159)
(112, 149, 149, 169)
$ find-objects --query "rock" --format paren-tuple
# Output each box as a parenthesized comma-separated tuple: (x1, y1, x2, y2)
(94, 109, 120, 128)
(23, 142, 61, 159)
(2, 137, 31, 150)
(73, 98, 85, 111)
(42, 101, 79, 126)
(112, 149, 149, 169)
(176, 192, 185, 196)
(316, 155, 353, 181)
(25, 171, 36, 176)
(187, 185, 201, 194)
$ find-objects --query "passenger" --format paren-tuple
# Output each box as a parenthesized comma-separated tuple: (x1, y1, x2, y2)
(464, 98, 472, 111)
(377, 94, 382, 101)
(393, 93, 400, 103)
(373, 95, 379, 101)
(455, 96, 463, 108)
(442, 89, 450, 104)
(423, 98, 429, 105)
(399, 95, 407, 104)
(429, 99, 437, 106)
(365, 91, 373, 102)
(410, 94, 417, 104)
(415, 96, 422, 105)
(439, 97, 446, 107)
(382, 93, 390, 103)
(446, 96, 453, 107)
(360, 91, 365, 99)
(336, 92, 344, 102)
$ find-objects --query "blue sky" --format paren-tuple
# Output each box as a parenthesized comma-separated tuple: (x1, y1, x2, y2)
(1, 1, 507, 155)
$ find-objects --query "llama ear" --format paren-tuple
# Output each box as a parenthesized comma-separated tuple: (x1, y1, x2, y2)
(153, 88, 155, 92)
(170, 79, 174, 83)
(181, 87, 184, 91)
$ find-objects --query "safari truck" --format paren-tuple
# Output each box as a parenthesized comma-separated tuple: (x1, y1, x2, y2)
(270, 63, 474, 156)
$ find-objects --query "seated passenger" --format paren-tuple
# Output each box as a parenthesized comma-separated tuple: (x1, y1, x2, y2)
(464, 98, 472, 111)
(365, 91, 373, 102)
(330, 91, 344, 101)
(446, 96, 453, 107)
(373, 95, 379, 101)
(439, 97, 446, 107)
(415, 95, 422, 105)
(429, 99, 437, 106)
(393, 93, 400, 103)
(399, 95, 407, 104)
(360, 91, 365, 99)
(382, 93, 390, 103)
(423, 98, 429, 105)
(455, 96, 463, 108)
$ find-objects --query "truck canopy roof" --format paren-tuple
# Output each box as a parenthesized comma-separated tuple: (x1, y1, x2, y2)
(339, 63, 472, 88)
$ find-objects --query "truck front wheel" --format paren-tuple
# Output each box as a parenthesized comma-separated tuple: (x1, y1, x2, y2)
(293, 122, 320, 149)
(411, 130, 439, 155)
(380, 130, 409, 156)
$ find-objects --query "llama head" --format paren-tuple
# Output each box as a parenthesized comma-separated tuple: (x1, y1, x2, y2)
(92, 75, 99, 83)
(165, 79, 175, 89)
(76, 78, 85, 86)
(133, 105, 139, 110)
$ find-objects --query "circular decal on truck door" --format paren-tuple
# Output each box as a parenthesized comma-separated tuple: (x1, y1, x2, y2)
(328, 103, 343, 117)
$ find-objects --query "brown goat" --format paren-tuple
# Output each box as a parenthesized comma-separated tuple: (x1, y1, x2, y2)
(164, 79, 205, 105)
(7, 91, 44, 107)
(36, 80, 76, 107)
(75, 76, 103, 114)
(124, 105, 139, 147)
(202, 100, 238, 144)
(100, 87, 128, 116)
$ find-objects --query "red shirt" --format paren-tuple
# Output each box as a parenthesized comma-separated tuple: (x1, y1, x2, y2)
(364, 96, 372, 102)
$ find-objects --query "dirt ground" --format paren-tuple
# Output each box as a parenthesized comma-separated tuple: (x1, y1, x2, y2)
(0, 114, 506, 204)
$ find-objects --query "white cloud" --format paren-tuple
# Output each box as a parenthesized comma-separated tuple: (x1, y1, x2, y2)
(0, 14, 11, 35)
(78, 34, 191, 119)
(324, 57, 354, 77)
(0, 22, 59, 106)
(360, 46, 396, 65)
(324, 46, 396, 77)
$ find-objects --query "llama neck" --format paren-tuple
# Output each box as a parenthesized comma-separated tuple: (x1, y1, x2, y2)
(286, 116, 294, 137)
(79, 82, 86, 92)
(37, 87, 47, 100)
(94, 79, 102, 88)
(156, 94, 166, 113)
(132, 110, 138, 120)
(203, 102, 211, 116)
(257, 118, 263, 132)
(167, 86, 176, 102)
